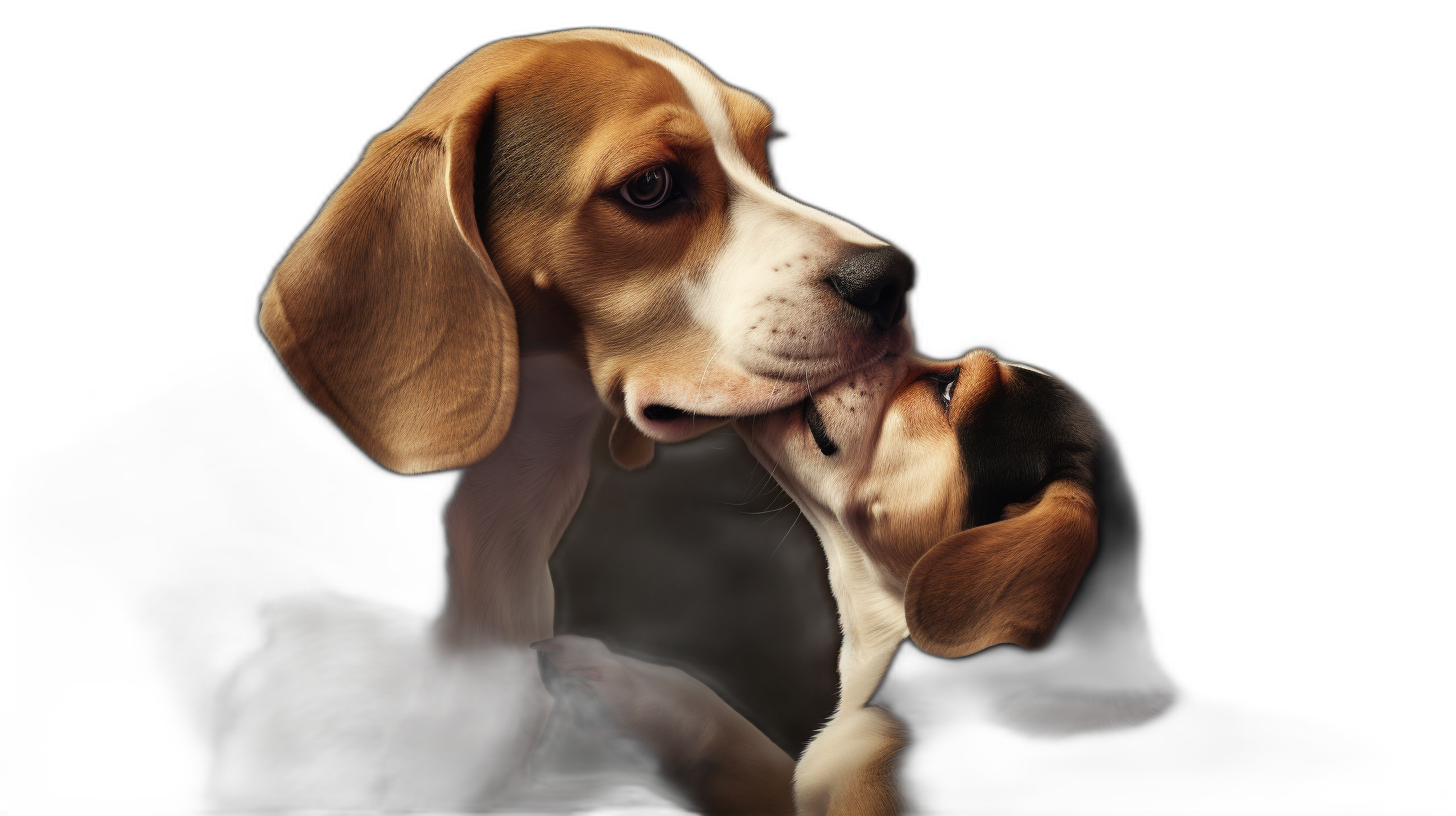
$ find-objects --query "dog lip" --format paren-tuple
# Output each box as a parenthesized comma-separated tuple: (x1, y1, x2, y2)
(735, 349, 906, 425)
(629, 341, 906, 438)
(631, 402, 731, 442)
(639, 403, 729, 426)
(642, 404, 692, 422)
(638, 405, 729, 426)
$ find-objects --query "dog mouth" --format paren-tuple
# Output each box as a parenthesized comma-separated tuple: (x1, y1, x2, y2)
(642, 404, 697, 423)
(636, 391, 834, 445)
(636, 403, 731, 440)
(629, 333, 910, 442)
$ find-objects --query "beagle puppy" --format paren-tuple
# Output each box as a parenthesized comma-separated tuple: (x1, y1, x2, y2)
(540, 349, 1173, 813)
(227, 29, 910, 810)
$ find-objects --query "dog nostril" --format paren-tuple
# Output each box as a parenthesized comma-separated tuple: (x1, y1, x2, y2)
(824, 245, 915, 330)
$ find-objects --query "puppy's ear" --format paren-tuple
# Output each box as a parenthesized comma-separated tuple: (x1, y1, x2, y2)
(904, 481, 1097, 658)
(608, 417, 655, 470)
(260, 41, 539, 474)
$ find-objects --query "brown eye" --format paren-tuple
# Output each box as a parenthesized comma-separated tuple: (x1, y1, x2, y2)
(927, 369, 959, 412)
(620, 166, 673, 208)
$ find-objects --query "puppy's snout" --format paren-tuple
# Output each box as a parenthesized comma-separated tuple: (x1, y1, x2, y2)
(825, 246, 914, 330)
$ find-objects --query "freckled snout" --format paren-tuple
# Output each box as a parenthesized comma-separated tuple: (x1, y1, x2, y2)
(825, 246, 915, 330)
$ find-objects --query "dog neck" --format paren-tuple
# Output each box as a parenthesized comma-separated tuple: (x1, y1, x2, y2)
(404, 354, 602, 804)
(809, 516, 912, 713)
(437, 352, 603, 649)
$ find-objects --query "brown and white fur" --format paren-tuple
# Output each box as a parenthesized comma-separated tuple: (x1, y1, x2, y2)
(539, 350, 1173, 813)
(225, 29, 911, 810)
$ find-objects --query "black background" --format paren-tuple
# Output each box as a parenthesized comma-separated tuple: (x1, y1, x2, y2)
(85, 9, 1327, 810)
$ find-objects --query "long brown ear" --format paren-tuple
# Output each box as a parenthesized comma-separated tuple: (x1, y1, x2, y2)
(260, 41, 539, 474)
(904, 481, 1098, 658)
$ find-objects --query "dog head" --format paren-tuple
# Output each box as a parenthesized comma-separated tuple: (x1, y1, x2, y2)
(261, 29, 912, 474)
(739, 351, 1098, 653)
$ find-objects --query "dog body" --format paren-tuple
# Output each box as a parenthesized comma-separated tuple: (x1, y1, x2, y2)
(231, 29, 910, 809)
(538, 346, 1170, 810)
(537, 351, 1172, 813)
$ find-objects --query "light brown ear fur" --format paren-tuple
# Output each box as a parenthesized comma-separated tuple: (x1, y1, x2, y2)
(260, 40, 543, 474)
(904, 481, 1097, 658)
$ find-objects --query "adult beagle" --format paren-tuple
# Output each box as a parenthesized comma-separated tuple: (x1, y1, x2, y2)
(539, 350, 1174, 813)
(227, 29, 910, 810)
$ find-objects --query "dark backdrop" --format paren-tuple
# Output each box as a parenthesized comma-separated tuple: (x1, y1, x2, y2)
(96, 9, 1316, 810)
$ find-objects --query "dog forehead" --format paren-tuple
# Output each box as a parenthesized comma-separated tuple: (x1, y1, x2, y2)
(852, 355, 1000, 547)
(537, 30, 774, 173)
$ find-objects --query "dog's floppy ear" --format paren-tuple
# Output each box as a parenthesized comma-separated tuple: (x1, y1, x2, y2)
(260, 41, 540, 474)
(904, 480, 1098, 658)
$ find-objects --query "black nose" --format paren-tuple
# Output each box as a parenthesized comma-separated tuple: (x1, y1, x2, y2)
(825, 246, 914, 330)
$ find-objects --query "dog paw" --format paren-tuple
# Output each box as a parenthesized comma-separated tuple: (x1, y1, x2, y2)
(531, 635, 728, 757)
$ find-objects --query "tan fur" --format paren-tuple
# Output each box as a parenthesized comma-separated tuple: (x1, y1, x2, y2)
(905, 480, 1099, 657)
(827, 734, 914, 816)
(259, 40, 527, 474)
(856, 352, 1012, 582)
(477, 38, 735, 378)
(853, 371, 971, 586)
(947, 348, 1006, 424)
(720, 88, 777, 182)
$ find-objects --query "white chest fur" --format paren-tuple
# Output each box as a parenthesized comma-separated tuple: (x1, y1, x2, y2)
(788, 521, 909, 811)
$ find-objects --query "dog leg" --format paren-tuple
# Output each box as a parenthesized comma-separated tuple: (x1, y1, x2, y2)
(533, 635, 796, 815)
(795, 706, 907, 816)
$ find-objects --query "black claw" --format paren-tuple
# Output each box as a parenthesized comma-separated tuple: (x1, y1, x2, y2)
(532, 649, 559, 702)
(602, 740, 661, 769)
(562, 673, 614, 728)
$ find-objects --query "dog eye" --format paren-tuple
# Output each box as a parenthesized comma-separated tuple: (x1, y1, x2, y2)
(620, 166, 673, 209)
(928, 370, 958, 412)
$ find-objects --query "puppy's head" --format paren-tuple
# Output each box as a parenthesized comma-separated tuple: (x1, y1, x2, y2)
(738, 350, 1101, 658)
(262, 30, 911, 474)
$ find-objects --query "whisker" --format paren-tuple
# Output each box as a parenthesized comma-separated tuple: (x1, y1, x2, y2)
(759, 490, 803, 524)
(736, 496, 795, 516)
(771, 509, 805, 558)
(748, 455, 783, 503)
(690, 336, 732, 411)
